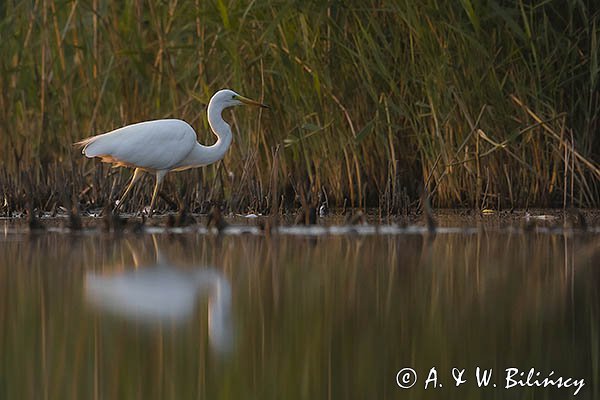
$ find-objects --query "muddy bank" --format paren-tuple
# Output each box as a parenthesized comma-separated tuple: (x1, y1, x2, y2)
(2, 208, 599, 235)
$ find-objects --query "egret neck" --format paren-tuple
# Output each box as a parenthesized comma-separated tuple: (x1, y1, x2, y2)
(174, 99, 233, 170)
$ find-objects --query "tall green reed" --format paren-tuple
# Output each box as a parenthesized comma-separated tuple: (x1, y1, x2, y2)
(0, 0, 598, 213)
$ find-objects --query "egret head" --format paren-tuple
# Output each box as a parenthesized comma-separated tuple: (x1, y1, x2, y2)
(211, 89, 269, 110)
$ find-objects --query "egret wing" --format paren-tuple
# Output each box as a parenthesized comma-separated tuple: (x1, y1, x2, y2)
(77, 119, 197, 171)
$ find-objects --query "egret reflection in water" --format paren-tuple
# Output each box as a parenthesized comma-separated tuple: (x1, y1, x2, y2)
(84, 236, 233, 354)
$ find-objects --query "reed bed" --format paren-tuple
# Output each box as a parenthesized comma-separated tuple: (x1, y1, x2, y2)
(1, 0, 599, 214)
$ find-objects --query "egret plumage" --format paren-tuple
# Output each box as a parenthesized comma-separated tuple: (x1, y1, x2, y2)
(76, 89, 268, 216)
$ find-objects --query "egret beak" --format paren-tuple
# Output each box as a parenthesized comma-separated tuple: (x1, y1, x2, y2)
(235, 94, 270, 109)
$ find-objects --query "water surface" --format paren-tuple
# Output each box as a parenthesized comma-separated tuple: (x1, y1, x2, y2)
(1, 219, 598, 399)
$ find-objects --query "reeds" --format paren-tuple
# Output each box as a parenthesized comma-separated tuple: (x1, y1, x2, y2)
(1, 0, 599, 214)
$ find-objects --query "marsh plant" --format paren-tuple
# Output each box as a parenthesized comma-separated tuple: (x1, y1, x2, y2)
(1, 0, 599, 214)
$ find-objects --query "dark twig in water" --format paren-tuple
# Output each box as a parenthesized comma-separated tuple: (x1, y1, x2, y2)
(166, 205, 196, 228)
(27, 204, 46, 232)
(294, 206, 317, 225)
(50, 202, 58, 218)
(564, 208, 588, 230)
(261, 215, 279, 236)
(102, 204, 127, 232)
(166, 214, 176, 228)
(158, 190, 178, 212)
(207, 206, 228, 232)
(420, 186, 437, 234)
(176, 204, 196, 227)
(67, 195, 82, 231)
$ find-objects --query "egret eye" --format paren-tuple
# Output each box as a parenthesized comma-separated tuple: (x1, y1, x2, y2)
(232, 95, 236, 99)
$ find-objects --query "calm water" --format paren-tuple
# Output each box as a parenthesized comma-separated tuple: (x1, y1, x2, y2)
(0, 219, 599, 399)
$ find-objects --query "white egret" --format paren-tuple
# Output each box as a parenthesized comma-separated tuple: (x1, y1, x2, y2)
(86, 267, 233, 351)
(76, 89, 268, 216)
(85, 236, 234, 353)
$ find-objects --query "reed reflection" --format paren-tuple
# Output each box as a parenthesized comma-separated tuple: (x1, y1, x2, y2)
(84, 236, 233, 354)
(0, 227, 598, 399)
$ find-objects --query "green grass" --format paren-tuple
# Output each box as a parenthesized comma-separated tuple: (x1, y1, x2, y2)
(1, 0, 599, 214)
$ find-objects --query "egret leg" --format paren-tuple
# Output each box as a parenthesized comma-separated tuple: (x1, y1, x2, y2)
(148, 170, 168, 218)
(115, 168, 144, 212)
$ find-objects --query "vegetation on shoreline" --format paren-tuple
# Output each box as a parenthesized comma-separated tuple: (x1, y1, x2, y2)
(1, 0, 599, 215)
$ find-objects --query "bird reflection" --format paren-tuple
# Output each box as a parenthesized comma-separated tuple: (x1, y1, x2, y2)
(84, 236, 233, 354)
